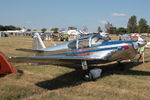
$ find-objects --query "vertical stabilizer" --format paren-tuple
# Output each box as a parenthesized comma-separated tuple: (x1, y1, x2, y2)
(32, 33, 46, 50)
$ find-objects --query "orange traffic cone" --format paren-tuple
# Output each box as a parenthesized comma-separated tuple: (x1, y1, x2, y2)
(0, 51, 17, 75)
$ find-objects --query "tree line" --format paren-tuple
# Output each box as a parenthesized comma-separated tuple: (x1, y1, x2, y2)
(1, 15, 150, 35)
(0, 25, 21, 31)
(97, 15, 150, 34)
(32, 27, 80, 33)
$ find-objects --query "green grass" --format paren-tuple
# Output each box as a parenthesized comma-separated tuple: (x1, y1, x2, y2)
(0, 36, 150, 100)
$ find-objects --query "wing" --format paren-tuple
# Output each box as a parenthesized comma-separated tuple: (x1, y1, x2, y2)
(16, 48, 44, 53)
(9, 56, 103, 65)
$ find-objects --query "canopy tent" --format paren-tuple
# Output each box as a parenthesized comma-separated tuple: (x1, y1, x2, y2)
(67, 30, 81, 35)
(145, 42, 150, 48)
(131, 33, 141, 37)
(121, 34, 130, 38)
(67, 30, 88, 35)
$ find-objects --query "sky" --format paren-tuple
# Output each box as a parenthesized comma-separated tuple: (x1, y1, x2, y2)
(0, 0, 150, 32)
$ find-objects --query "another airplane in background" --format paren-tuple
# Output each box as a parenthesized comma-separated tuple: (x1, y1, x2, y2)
(9, 33, 146, 81)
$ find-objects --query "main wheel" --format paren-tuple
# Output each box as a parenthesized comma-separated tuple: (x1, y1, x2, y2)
(83, 68, 102, 81)
(84, 72, 93, 81)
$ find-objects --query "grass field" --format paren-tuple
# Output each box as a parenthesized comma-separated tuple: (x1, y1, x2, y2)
(0, 36, 150, 100)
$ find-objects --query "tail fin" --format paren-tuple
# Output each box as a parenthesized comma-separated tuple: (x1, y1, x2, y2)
(32, 33, 46, 50)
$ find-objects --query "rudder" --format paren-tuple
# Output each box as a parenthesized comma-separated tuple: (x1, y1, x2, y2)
(32, 33, 46, 50)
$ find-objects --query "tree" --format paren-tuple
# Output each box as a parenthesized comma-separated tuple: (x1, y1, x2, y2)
(5, 25, 16, 30)
(127, 15, 137, 33)
(112, 27, 117, 34)
(147, 25, 150, 33)
(59, 28, 66, 32)
(27, 29, 31, 31)
(116, 27, 127, 35)
(15, 27, 21, 30)
(138, 18, 148, 33)
(50, 27, 59, 33)
(0, 25, 5, 31)
(97, 26, 102, 33)
(41, 28, 47, 33)
(105, 22, 116, 34)
(68, 27, 77, 30)
(0, 25, 21, 31)
(105, 22, 112, 33)
(82, 26, 88, 32)
(33, 29, 37, 31)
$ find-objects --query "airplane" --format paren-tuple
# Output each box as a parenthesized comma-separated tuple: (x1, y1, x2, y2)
(9, 33, 147, 81)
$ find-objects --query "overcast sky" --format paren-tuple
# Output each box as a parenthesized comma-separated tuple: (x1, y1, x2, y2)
(0, 0, 150, 32)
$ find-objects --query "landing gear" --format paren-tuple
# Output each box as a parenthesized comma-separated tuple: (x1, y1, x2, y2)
(81, 60, 102, 81)
(84, 72, 93, 81)
(84, 68, 102, 81)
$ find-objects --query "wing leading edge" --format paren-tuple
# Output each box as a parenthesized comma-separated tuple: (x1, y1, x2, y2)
(9, 56, 106, 65)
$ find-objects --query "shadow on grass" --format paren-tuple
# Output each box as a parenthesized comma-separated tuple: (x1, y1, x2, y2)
(0, 74, 7, 77)
(36, 69, 85, 90)
(101, 61, 150, 77)
(36, 61, 150, 90)
(0, 69, 24, 78)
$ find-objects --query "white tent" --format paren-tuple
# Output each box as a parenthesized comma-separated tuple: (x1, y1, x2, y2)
(67, 30, 81, 35)
(67, 30, 88, 35)
(146, 42, 150, 48)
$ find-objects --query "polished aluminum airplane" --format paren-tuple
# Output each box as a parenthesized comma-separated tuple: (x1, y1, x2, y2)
(10, 33, 146, 80)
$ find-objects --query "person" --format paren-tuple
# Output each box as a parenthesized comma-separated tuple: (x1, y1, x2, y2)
(118, 35, 122, 41)
(137, 45, 146, 63)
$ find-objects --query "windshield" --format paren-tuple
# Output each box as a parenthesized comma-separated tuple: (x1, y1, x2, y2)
(68, 33, 109, 49)
(91, 35, 103, 46)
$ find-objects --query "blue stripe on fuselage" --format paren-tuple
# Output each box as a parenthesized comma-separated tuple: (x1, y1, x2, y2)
(96, 40, 136, 47)
(48, 46, 123, 56)
(66, 46, 119, 55)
